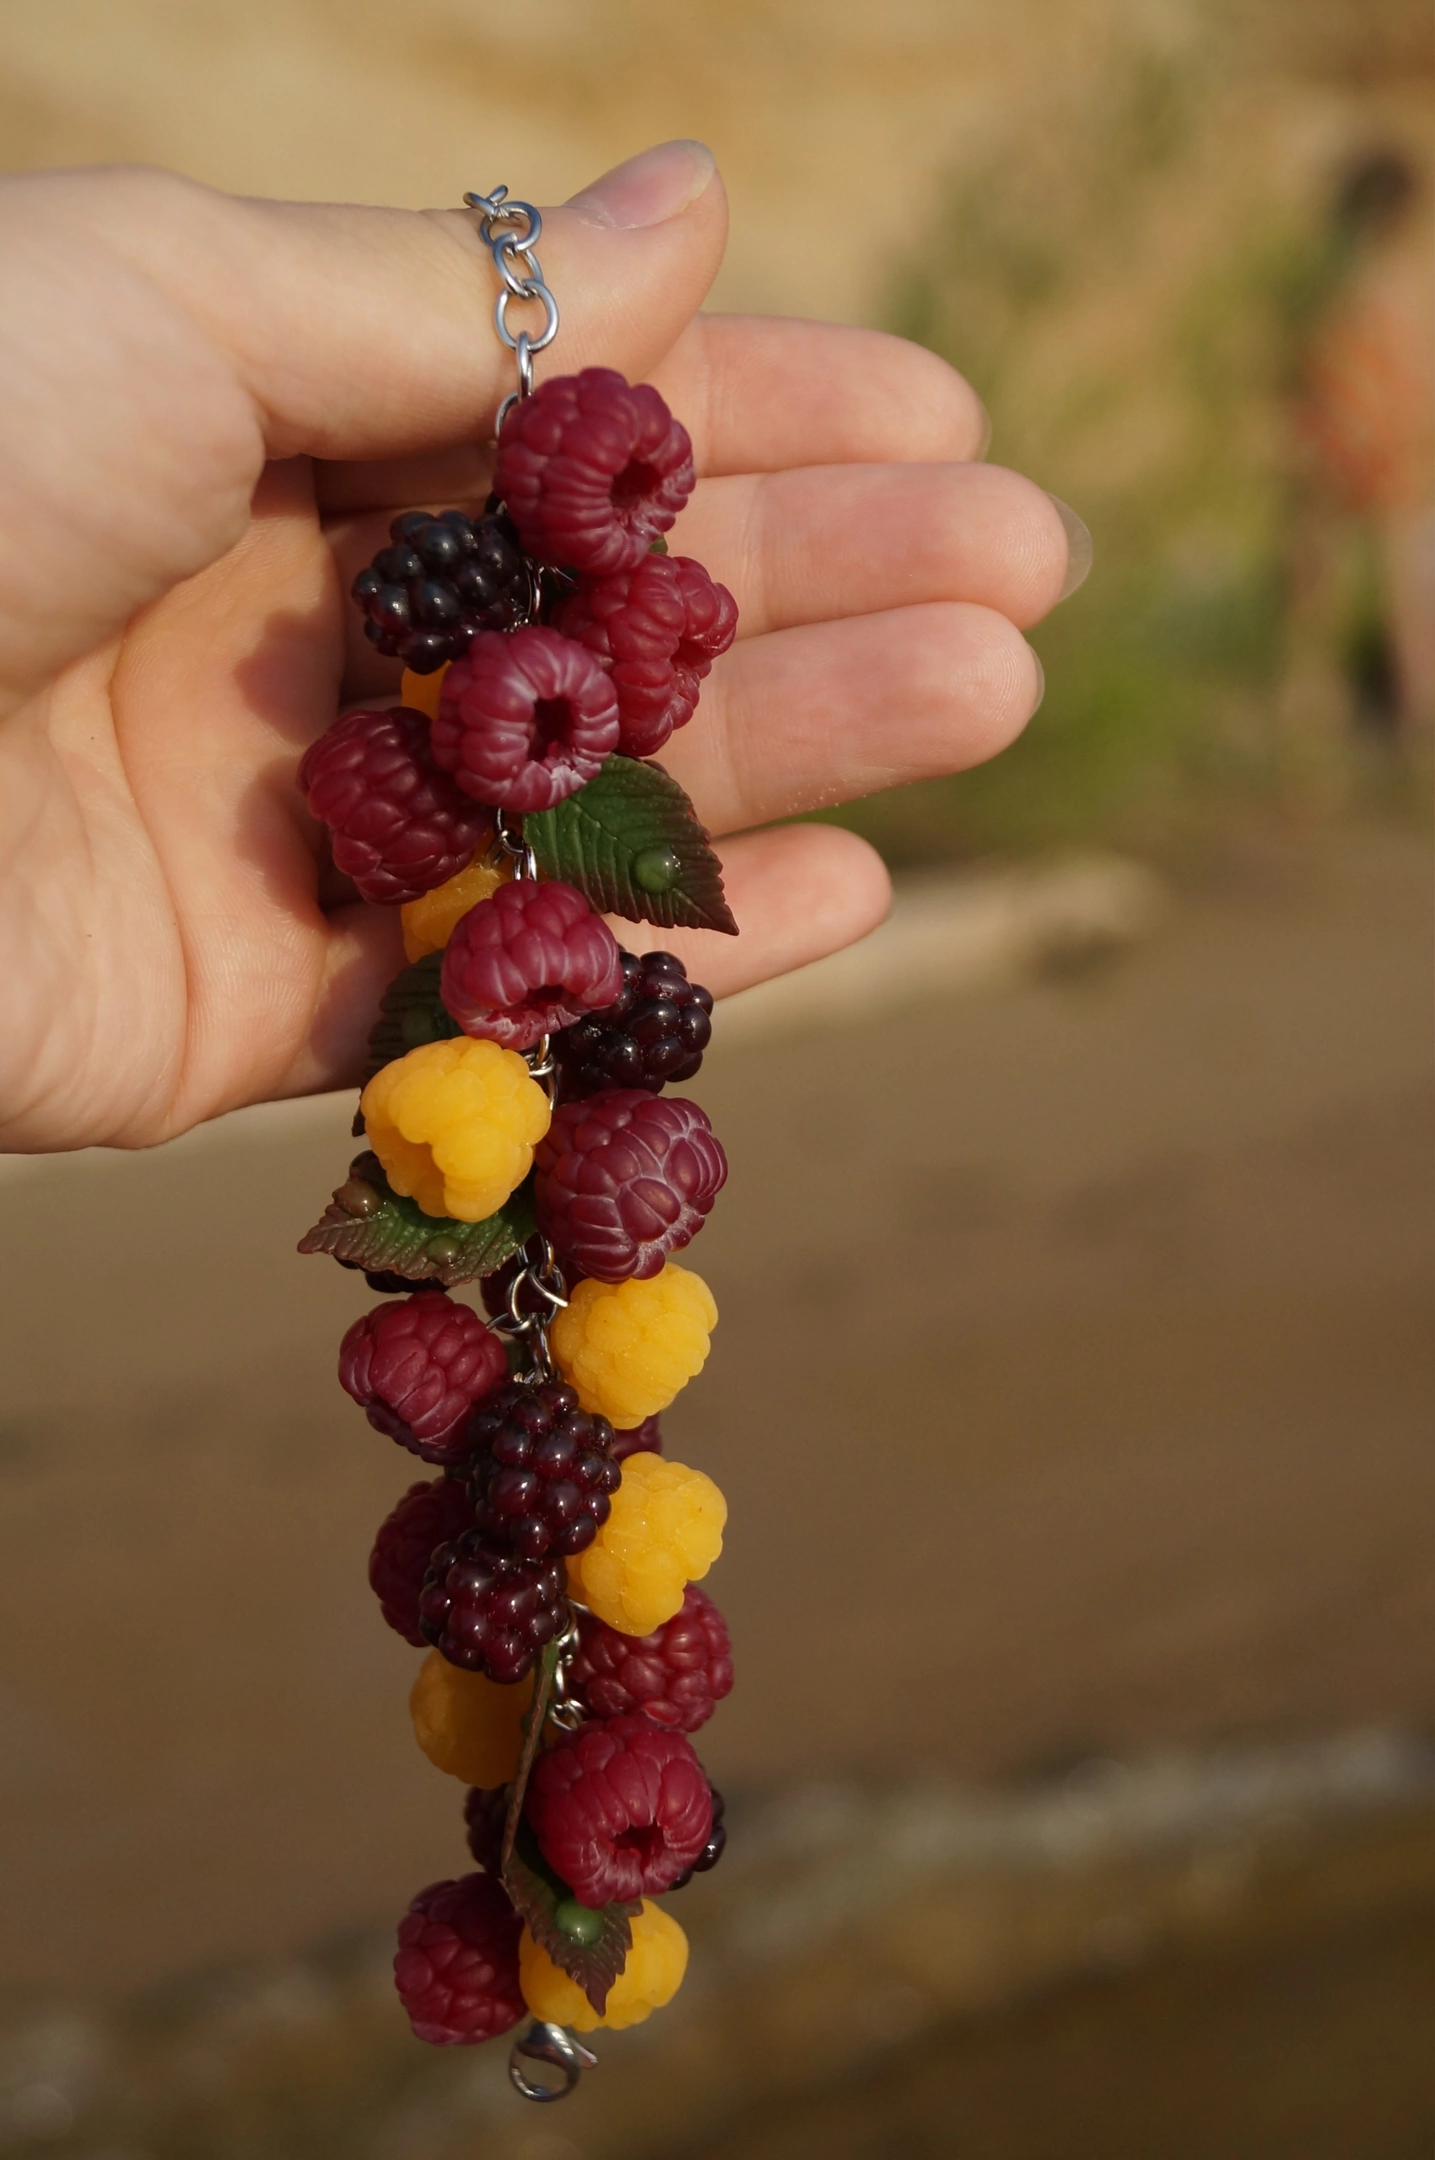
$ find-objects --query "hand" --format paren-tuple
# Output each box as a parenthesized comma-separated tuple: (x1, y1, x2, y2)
(0, 142, 1078, 1152)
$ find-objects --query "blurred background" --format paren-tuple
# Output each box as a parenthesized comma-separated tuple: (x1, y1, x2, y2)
(0, 1, 1431, 2154)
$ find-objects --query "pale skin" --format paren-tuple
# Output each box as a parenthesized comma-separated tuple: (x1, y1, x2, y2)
(0, 141, 1083, 1154)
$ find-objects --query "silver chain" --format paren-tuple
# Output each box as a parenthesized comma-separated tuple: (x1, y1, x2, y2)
(464, 186, 595, 2105)
(464, 185, 560, 431)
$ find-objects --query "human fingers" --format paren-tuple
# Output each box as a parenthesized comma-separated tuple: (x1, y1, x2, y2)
(324, 458, 1075, 703)
(0, 145, 725, 705)
(314, 310, 988, 517)
(105, 142, 728, 462)
(662, 603, 1042, 836)
(671, 461, 1081, 635)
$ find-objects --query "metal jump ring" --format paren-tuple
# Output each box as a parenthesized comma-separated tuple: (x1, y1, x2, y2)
(508, 2020, 597, 2102)
(494, 282, 560, 354)
(493, 242, 542, 299)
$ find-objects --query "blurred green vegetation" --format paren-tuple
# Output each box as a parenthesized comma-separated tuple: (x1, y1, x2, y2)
(822, 50, 1408, 867)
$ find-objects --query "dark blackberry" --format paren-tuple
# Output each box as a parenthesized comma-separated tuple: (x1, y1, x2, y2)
(553, 950, 714, 1100)
(468, 1379, 621, 1559)
(352, 509, 525, 673)
(418, 1532, 566, 1683)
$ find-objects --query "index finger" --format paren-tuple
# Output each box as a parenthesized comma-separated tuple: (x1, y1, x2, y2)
(651, 313, 990, 476)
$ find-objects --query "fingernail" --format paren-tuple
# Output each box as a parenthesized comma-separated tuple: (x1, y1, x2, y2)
(569, 141, 717, 230)
(974, 402, 993, 459)
(1029, 649, 1046, 714)
(1048, 494, 1093, 600)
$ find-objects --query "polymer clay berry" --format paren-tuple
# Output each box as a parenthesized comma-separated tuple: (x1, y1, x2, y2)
(360, 1037, 551, 1223)
(298, 706, 493, 904)
(440, 880, 625, 1052)
(464, 1783, 510, 1874)
(493, 367, 695, 574)
(431, 625, 618, 812)
(553, 950, 713, 1099)
(534, 1090, 728, 1282)
(409, 1649, 532, 1786)
(339, 1292, 508, 1463)
(354, 508, 525, 673)
(550, 1263, 718, 1427)
(468, 1379, 621, 1560)
(570, 1584, 733, 1732)
(555, 554, 738, 757)
(518, 1898, 688, 2032)
(394, 1872, 525, 2044)
(525, 1712, 712, 1904)
(566, 1450, 727, 1636)
(401, 856, 510, 964)
(419, 1532, 567, 1683)
(370, 1476, 478, 1645)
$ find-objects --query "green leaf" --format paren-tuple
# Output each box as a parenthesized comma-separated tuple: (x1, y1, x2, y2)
(363, 953, 461, 1084)
(503, 1817, 637, 2017)
(526, 756, 737, 935)
(297, 1152, 533, 1285)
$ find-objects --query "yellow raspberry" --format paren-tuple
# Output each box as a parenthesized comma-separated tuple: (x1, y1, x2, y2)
(567, 1451, 726, 1635)
(399, 663, 449, 721)
(401, 854, 509, 963)
(409, 1649, 532, 1786)
(361, 1038, 549, 1222)
(550, 1263, 718, 1427)
(518, 1900, 688, 2032)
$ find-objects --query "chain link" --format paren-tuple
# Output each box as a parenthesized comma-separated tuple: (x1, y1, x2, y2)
(464, 185, 560, 431)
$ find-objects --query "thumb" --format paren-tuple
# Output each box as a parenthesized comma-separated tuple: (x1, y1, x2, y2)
(124, 140, 728, 460)
(0, 147, 724, 704)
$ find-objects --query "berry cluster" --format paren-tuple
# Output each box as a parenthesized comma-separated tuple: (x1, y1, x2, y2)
(467, 1379, 621, 1559)
(353, 508, 525, 674)
(554, 949, 713, 1099)
(302, 363, 737, 2060)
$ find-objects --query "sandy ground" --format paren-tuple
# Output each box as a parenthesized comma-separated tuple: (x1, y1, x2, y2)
(0, 823, 1429, 2006)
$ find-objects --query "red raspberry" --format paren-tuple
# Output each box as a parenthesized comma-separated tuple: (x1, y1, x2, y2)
(431, 625, 618, 812)
(464, 1783, 509, 1874)
(555, 554, 738, 757)
(610, 1415, 663, 1465)
(440, 880, 624, 1052)
(369, 1475, 477, 1645)
(338, 1293, 507, 1465)
(524, 1713, 713, 1904)
(393, 1873, 524, 2044)
(493, 367, 695, 575)
(468, 1378, 621, 1559)
(533, 1090, 728, 1282)
(298, 707, 491, 904)
(419, 1532, 566, 1683)
(571, 1585, 732, 1732)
